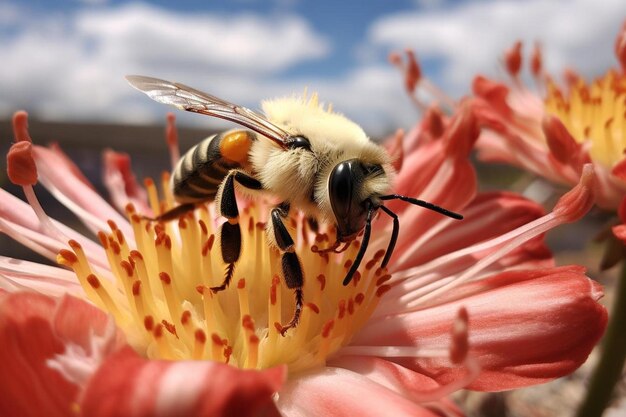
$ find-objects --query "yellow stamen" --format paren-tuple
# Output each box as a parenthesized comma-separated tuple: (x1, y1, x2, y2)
(544, 70, 626, 167)
(59, 189, 393, 374)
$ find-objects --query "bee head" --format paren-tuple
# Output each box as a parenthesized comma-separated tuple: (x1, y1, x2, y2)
(328, 159, 384, 241)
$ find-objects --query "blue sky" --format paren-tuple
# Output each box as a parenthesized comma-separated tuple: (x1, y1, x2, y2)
(1, 0, 624, 136)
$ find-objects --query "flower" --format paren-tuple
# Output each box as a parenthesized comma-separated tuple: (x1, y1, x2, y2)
(471, 21, 626, 211)
(0, 106, 606, 417)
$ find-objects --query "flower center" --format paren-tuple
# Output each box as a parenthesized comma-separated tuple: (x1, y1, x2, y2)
(544, 70, 626, 167)
(57, 173, 390, 373)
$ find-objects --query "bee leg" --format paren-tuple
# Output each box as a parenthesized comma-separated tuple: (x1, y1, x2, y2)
(270, 203, 304, 335)
(211, 170, 263, 293)
(142, 203, 197, 222)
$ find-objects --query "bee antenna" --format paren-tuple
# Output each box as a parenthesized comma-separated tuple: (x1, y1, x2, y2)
(378, 205, 399, 268)
(379, 194, 463, 220)
(343, 202, 375, 286)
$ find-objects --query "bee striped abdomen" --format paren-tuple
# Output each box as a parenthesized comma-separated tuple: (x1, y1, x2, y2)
(172, 130, 255, 203)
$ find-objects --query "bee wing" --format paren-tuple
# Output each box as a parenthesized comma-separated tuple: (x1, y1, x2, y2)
(126, 75, 290, 148)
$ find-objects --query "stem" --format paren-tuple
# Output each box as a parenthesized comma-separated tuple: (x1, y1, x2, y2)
(576, 260, 626, 417)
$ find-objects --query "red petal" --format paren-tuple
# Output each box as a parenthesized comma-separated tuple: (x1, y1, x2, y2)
(542, 115, 581, 164)
(472, 76, 511, 117)
(356, 266, 607, 391)
(53, 295, 124, 352)
(276, 367, 445, 417)
(612, 153, 626, 182)
(80, 347, 286, 417)
(0, 292, 79, 417)
(394, 191, 547, 270)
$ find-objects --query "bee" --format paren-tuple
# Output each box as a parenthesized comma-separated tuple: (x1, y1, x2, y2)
(126, 75, 463, 334)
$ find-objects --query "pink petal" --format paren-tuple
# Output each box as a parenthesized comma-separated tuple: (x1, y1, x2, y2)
(102, 149, 151, 215)
(32, 145, 133, 239)
(80, 347, 286, 417)
(394, 191, 547, 270)
(276, 367, 446, 417)
(0, 292, 79, 417)
(354, 266, 607, 391)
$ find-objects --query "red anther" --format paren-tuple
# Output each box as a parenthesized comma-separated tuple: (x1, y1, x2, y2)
(125, 203, 135, 214)
(273, 322, 283, 333)
(306, 303, 320, 314)
(563, 68, 580, 90)
(87, 274, 100, 289)
(343, 259, 353, 269)
(376, 274, 392, 286)
(237, 278, 246, 289)
(116, 229, 125, 245)
(355, 293, 365, 305)
(270, 281, 278, 305)
(178, 217, 187, 229)
(12, 111, 32, 143)
(554, 164, 596, 222)
(181, 310, 191, 325)
(153, 324, 164, 338)
(144, 315, 155, 331)
(404, 49, 422, 93)
(195, 329, 207, 344)
(272, 275, 281, 286)
(130, 250, 143, 260)
(164, 235, 171, 250)
(132, 280, 141, 296)
(374, 249, 385, 260)
(321, 320, 334, 338)
(107, 220, 118, 231)
(68, 240, 81, 250)
(110, 240, 121, 255)
(249, 334, 260, 344)
(450, 307, 469, 364)
(161, 320, 178, 337)
(196, 285, 206, 295)
(248, 217, 254, 233)
(375, 267, 383, 277)
(198, 220, 208, 235)
(256, 221, 265, 230)
(338, 300, 346, 319)
(376, 284, 392, 297)
(159, 272, 171, 285)
(120, 260, 133, 277)
(242, 314, 255, 331)
(224, 345, 233, 363)
(347, 299, 355, 315)
(531, 43, 543, 77)
(317, 274, 326, 291)
(59, 249, 78, 264)
(542, 115, 580, 164)
(143, 177, 154, 188)
(351, 271, 361, 286)
(211, 333, 223, 345)
(615, 21, 626, 72)
(365, 258, 378, 270)
(504, 41, 522, 77)
(7, 141, 37, 186)
(131, 214, 141, 224)
(166, 113, 178, 146)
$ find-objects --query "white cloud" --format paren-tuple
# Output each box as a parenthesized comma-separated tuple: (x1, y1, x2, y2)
(368, 0, 625, 96)
(0, 3, 330, 124)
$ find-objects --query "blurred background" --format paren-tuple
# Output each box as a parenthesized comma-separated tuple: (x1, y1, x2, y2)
(1, 0, 625, 415)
